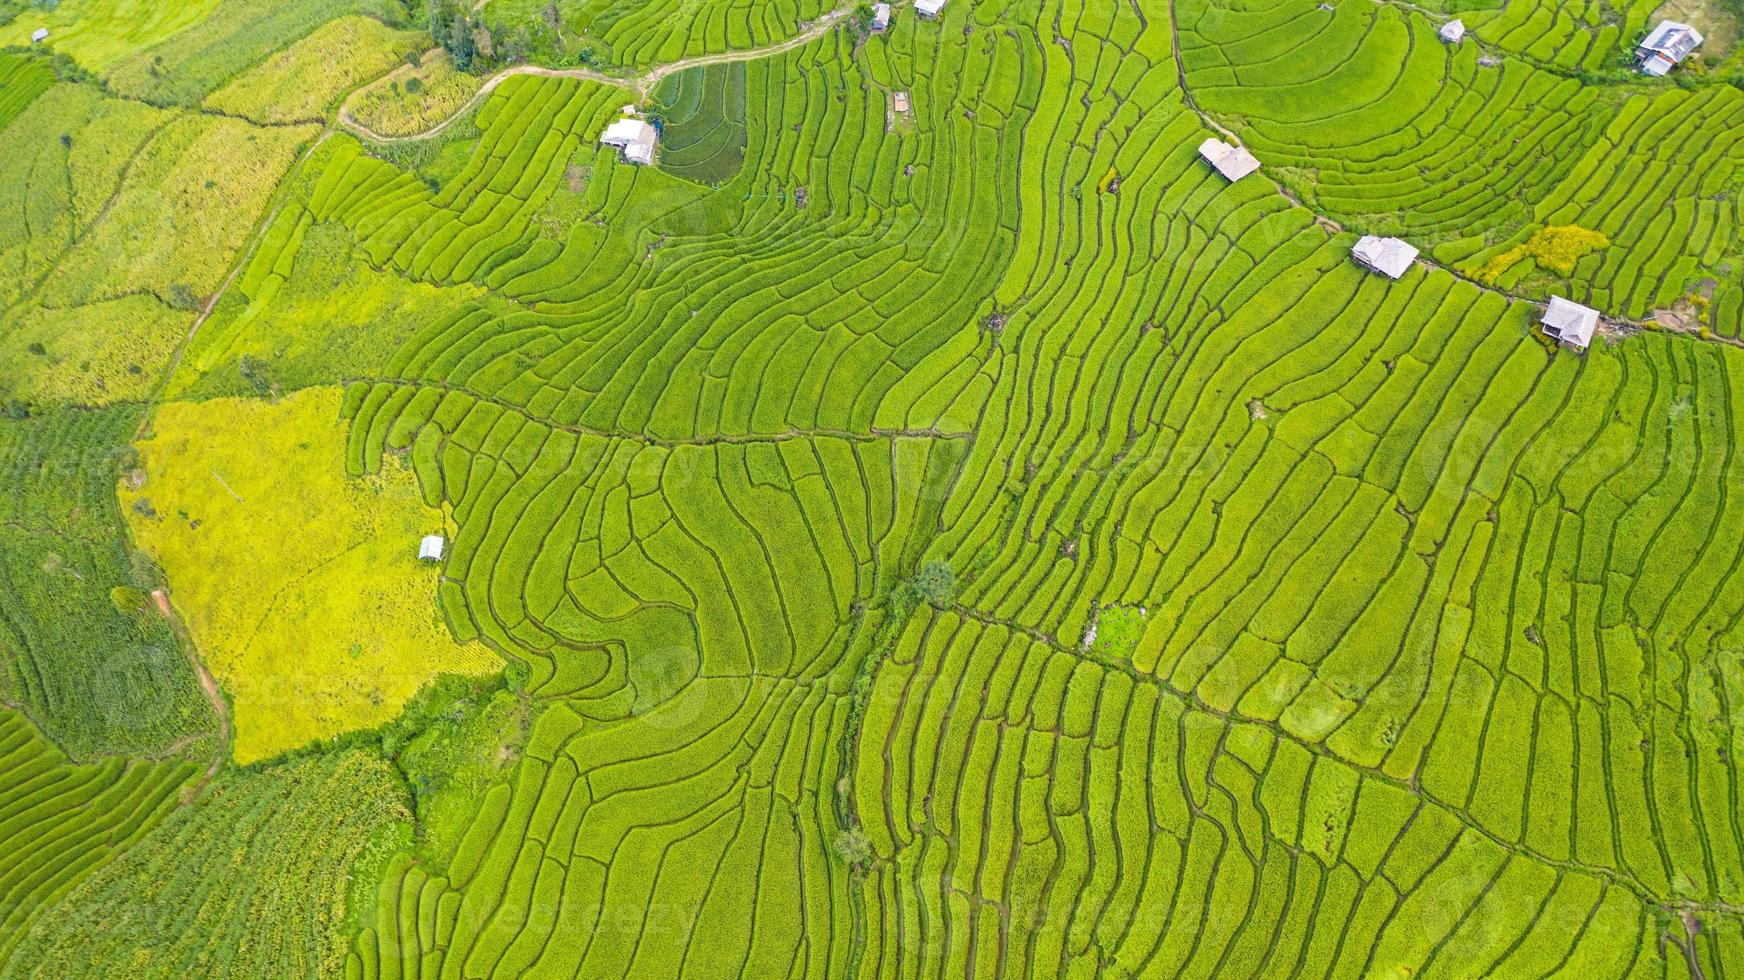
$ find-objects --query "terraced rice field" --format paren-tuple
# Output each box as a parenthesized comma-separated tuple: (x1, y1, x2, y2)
(653, 62, 749, 184)
(3, 0, 1744, 975)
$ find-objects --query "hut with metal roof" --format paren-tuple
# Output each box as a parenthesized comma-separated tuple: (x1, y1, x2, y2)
(1540, 297, 1600, 350)
(1636, 21, 1702, 75)
(1197, 138, 1261, 182)
(419, 535, 446, 561)
(1351, 236, 1418, 279)
(600, 117, 657, 165)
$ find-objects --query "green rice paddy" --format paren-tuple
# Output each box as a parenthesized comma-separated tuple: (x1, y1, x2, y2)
(2, 0, 1743, 974)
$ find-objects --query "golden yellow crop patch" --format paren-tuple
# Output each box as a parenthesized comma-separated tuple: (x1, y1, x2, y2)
(122, 386, 498, 764)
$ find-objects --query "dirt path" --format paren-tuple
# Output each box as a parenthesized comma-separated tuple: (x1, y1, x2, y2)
(338, 5, 854, 143)
(152, 588, 231, 781)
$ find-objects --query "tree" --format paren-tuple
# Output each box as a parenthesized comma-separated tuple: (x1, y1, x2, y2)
(238, 355, 275, 397)
(426, 0, 478, 70)
(166, 283, 202, 311)
(502, 25, 531, 64)
(833, 827, 873, 870)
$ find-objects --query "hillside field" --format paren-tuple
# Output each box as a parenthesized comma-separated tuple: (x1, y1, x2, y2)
(2, 0, 1744, 976)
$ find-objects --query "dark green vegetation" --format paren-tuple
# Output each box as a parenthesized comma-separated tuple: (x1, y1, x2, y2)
(480, 0, 837, 67)
(2, 750, 406, 979)
(653, 62, 748, 184)
(4, 0, 1744, 976)
(0, 408, 211, 758)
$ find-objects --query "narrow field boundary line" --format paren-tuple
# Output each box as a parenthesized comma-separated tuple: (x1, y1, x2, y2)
(346, 375, 973, 447)
(135, 129, 336, 443)
(947, 602, 1744, 924)
(338, 4, 855, 144)
(149, 588, 231, 784)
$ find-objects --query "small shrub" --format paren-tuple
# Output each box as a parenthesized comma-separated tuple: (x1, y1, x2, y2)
(109, 586, 149, 615)
(1473, 225, 1609, 283)
(166, 283, 202, 311)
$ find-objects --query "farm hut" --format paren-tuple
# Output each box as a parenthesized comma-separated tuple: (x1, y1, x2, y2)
(1636, 21, 1702, 75)
(915, 0, 946, 18)
(1197, 138, 1261, 181)
(1351, 235, 1418, 279)
(419, 535, 446, 561)
(30, 28, 48, 43)
(1540, 296, 1600, 350)
(893, 91, 910, 113)
(1439, 19, 1464, 43)
(600, 117, 657, 165)
(872, 3, 891, 30)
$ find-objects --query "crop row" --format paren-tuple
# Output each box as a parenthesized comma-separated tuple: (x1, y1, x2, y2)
(930, 208, 1744, 916)
(5, 749, 408, 979)
(565, 0, 834, 69)
(653, 62, 750, 186)
(312, 29, 1029, 441)
(102, 0, 410, 108)
(0, 709, 194, 969)
(316, 0, 1744, 972)
(854, 612, 1699, 976)
(0, 55, 52, 132)
(350, 676, 856, 979)
(1178, 0, 1742, 330)
(1179, 0, 1608, 241)
(312, 74, 625, 291)
(0, 70, 315, 406)
(1462, 0, 1659, 71)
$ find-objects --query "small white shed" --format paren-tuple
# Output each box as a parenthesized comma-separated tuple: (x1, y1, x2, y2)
(31, 28, 49, 43)
(1541, 296, 1600, 350)
(419, 535, 446, 561)
(1351, 236, 1419, 279)
(1197, 138, 1261, 181)
(600, 117, 657, 165)
(1439, 20, 1465, 43)
(871, 3, 891, 30)
(915, 0, 946, 17)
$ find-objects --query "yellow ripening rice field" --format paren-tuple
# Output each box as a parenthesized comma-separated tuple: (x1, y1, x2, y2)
(122, 386, 498, 763)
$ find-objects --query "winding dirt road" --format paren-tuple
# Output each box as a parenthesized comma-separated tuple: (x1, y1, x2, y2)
(339, 5, 855, 144)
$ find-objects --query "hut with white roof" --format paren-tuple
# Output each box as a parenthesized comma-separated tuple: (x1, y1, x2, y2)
(1540, 297, 1600, 350)
(1197, 138, 1261, 182)
(916, 0, 946, 17)
(600, 116, 657, 165)
(1439, 20, 1465, 43)
(419, 535, 446, 561)
(1636, 21, 1702, 75)
(1351, 236, 1418, 279)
